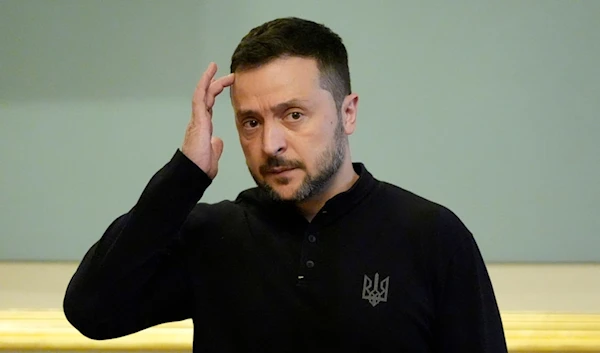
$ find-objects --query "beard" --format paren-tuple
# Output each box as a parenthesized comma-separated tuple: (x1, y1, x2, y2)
(249, 118, 346, 203)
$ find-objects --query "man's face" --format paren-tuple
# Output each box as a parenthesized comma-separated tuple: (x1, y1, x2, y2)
(230, 56, 348, 202)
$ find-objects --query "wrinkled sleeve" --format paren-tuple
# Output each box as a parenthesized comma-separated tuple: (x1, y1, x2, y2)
(63, 149, 212, 340)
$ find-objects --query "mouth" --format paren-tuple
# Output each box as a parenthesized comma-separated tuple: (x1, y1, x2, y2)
(265, 167, 297, 175)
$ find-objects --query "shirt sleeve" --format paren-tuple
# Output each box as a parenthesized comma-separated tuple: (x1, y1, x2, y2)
(433, 231, 508, 353)
(63, 149, 212, 340)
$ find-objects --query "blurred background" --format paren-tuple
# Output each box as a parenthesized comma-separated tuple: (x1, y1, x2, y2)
(1, 0, 599, 351)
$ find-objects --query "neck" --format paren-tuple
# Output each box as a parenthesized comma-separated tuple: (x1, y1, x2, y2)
(295, 160, 359, 222)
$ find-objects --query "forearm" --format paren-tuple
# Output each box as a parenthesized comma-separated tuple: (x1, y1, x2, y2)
(88, 149, 211, 274)
(63, 149, 211, 338)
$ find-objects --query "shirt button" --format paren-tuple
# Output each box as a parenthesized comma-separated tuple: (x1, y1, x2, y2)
(306, 260, 315, 268)
(308, 234, 316, 243)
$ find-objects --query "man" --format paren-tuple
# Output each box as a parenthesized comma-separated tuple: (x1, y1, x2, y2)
(63, 17, 508, 352)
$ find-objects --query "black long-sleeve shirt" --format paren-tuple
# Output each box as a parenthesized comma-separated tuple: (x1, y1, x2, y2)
(63, 149, 508, 352)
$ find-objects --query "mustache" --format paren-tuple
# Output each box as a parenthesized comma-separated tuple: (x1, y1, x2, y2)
(259, 156, 305, 174)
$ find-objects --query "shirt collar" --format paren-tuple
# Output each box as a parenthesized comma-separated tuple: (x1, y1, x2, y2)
(238, 163, 378, 226)
(316, 163, 377, 223)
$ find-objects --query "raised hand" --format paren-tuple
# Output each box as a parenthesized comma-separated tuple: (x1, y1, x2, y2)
(182, 62, 235, 179)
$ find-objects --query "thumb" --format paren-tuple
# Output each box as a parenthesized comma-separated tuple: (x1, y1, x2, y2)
(211, 136, 224, 162)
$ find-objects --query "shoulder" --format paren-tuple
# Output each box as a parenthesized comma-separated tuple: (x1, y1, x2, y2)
(372, 180, 474, 254)
(182, 186, 267, 230)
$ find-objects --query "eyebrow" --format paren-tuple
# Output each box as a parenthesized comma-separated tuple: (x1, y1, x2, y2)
(235, 99, 311, 119)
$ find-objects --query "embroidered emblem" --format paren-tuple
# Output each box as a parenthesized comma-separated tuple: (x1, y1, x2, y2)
(362, 273, 389, 307)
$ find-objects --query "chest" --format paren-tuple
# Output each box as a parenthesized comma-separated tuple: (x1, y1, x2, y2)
(190, 216, 437, 351)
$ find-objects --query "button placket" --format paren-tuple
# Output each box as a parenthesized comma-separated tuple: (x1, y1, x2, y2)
(297, 227, 319, 283)
(305, 231, 318, 269)
(305, 232, 317, 268)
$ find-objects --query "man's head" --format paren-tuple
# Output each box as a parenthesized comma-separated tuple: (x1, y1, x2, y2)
(229, 17, 358, 203)
(231, 17, 351, 111)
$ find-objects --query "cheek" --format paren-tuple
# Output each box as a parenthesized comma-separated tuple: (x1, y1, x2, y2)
(239, 138, 262, 166)
(296, 135, 326, 166)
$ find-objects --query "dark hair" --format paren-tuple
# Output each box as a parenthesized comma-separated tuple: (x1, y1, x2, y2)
(230, 17, 351, 111)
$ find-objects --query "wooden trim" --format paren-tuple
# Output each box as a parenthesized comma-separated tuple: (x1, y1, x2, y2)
(503, 312, 600, 352)
(1, 310, 600, 351)
(0, 310, 191, 351)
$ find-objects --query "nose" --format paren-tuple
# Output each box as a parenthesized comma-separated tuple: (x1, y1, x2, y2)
(262, 121, 287, 156)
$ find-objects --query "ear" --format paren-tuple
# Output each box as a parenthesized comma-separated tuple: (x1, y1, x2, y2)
(341, 93, 359, 135)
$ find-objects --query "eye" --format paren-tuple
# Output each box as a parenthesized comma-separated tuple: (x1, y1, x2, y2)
(286, 111, 304, 121)
(242, 119, 259, 129)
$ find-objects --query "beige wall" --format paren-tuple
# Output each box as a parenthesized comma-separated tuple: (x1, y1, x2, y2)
(1, 262, 600, 312)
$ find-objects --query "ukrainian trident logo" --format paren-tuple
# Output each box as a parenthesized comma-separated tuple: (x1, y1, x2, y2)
(362, 273, 390, 307)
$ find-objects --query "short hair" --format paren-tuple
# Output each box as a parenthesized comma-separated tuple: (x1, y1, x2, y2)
(230, 17, 351, 111)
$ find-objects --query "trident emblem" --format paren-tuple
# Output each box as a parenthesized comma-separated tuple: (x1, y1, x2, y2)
(362, 273, 390, 307)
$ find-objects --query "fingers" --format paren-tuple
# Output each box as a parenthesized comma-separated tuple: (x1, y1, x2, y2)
(193, 62, 217, 106)
(192, 63, 235, 114)
(201, 62, 218, 91)
(205, 73, 235, 108)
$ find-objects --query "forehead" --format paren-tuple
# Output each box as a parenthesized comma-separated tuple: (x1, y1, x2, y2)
(230, 56, 323, 109)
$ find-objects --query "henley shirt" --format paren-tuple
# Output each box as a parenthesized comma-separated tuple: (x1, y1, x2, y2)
(63, 149, 508, 352)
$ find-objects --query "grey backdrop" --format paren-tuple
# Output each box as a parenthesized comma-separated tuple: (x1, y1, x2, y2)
(1, 0, 598, 262)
